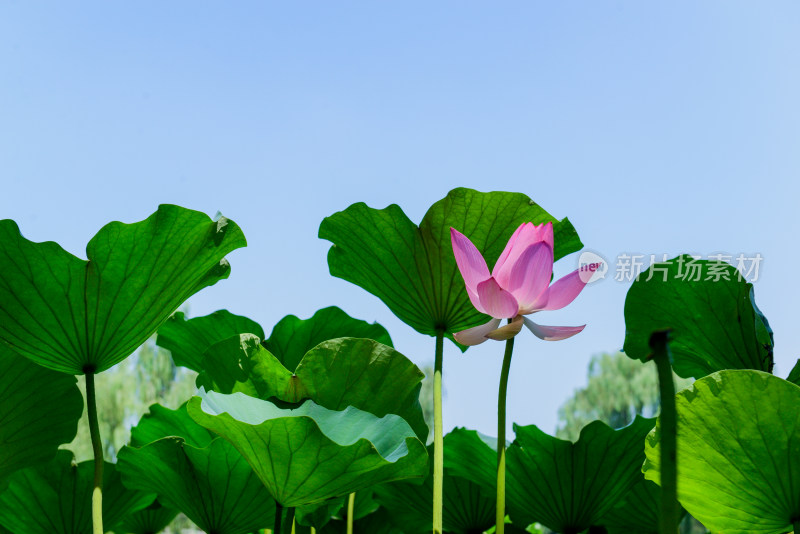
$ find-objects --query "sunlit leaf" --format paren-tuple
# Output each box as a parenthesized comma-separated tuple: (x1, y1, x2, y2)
(198, 335, 428, 441)
(157, 310, 264, 373)
(0, 450, 154, 534)
(117, 403, 276, 534)
(319, 187, 582, 347)
(644, 370, 800, 534)
(505, 418, 655, 532)
(263, 306, 393, 371)
(188, 390, 428, 507)
(623, 256, 773, 379)
(0, 206, 246, 374)
(0, 344, 83, 488)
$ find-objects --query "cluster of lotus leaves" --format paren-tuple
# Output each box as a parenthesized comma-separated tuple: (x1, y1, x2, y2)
(624, 258, 800, 534)
(1, 193, 798, 533)
(137, 305, 430, 517)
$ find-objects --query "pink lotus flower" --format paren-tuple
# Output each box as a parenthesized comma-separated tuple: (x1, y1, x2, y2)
(450, 222, 594, 346)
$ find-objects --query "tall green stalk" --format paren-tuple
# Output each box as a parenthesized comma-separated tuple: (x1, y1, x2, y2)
(347, 492, 355, 534)
(85, 370, 104, 534)
(495, 334, 515, 534)
(432, 330, 444, 534)
(650, 331, 678, 534)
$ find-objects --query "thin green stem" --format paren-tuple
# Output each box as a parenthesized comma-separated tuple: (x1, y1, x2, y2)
(85, 371, 104, 534)
(347, 492, 355, 534)
(496, 333, 515, 534)
(287, 507, 295, 534)
(650, 331, 679, 534)
(433, 330, 444, 534)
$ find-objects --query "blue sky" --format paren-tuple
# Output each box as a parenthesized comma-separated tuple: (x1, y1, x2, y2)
(1, 2, 797, 436)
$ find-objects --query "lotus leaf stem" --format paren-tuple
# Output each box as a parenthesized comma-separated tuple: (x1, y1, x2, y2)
(651, 330, 679, 534)
(347, 492, 355, 534)
(85, 370, 104, 534)
(433, 329, 444, 534)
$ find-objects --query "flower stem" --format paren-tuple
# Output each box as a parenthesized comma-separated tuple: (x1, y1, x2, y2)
(433, 330, 444, 534)
(650, 331, 679, 534)
(496, 334, 515, 534)
(347, 492, 355, 534)
(85, 370, 104, 534)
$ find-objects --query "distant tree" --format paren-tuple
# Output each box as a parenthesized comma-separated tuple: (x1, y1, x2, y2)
(65, 337, 197, 462)
(556, 352, 691, 441)
(64, 337, 200, 533)
(556, 352, 705, 534)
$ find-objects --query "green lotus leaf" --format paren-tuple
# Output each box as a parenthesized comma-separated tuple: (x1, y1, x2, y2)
(786, 359, 800, 386)
(118, 437, 274, 534)
(503, 526, 535, 534)
(117, 403, 276, 534)
(295, 497, 347, 530)
(319, 187, 582, 347)
(0, 450, 154, 534)
(295, 491, 378, 530)
(644, 370, 800, 534)
(347, 490, 380, 521)
(623, 256, 773, 379)
(374, 434, 496, 534)
(157, 306, 425, 439)
(318, 507, 403, 534)
(596, 477, 685, 534)
(127, 402, 213, 449)
(112, 498, 179, 534)
(375, 469, 495, 534)
(505, 417, 655, 533)
(157, 310, 264, 373)
(441, 427, 500, 499)
(263, 306, 394, 371)
(0, 206, 246, 374)
(187, 389, 428, 507)
(0, 344, 83, 488)
(197, 335, 427, 441)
